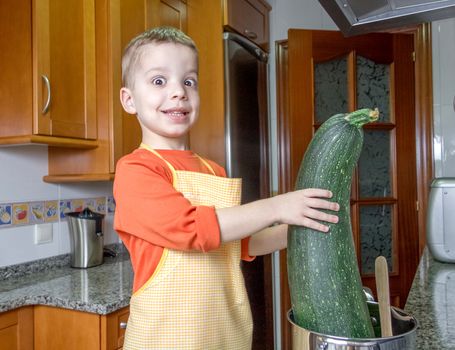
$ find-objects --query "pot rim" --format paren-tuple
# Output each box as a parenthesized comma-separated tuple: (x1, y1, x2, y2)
(287, 302, 418, 345)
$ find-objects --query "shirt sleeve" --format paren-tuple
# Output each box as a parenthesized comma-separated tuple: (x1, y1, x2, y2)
(241, 237, 255, 262)
(114, 153, 221, 252)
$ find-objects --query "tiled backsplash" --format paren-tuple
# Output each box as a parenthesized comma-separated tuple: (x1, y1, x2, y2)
(0, 196, 115, 229)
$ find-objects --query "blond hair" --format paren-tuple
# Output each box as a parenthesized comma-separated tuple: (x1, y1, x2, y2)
(121, 26, 198, 89)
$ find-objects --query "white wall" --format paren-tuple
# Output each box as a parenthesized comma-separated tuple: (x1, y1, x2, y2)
(432, 18, 455, 177)
(0, 145, 118, 267)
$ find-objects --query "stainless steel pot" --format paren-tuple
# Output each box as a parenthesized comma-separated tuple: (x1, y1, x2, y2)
(288, 302, 417, 350)
(66, 208, 104, 268)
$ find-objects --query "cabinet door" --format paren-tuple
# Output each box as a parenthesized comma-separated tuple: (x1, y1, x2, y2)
(34, 0, 97, 139)
(223, 0, 270, 50)
(34, 306, 100, 350)
(101, 306, 129, 350)
(146, 0, 187, 31)
(0, 307, 34, 350)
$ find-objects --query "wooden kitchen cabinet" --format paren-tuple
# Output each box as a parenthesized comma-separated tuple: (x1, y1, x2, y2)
(223, 0, 271, 51)
(102, 306, 129, 350)
(147, 0, 188, 30)
(0, 307, 34, 350)
(45, 0, 188, 182)
(0, 0, 98, 148)
(34, 305, 129, 350)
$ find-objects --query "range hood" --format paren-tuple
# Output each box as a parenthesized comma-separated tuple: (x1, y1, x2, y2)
(319, 0, 455, 36)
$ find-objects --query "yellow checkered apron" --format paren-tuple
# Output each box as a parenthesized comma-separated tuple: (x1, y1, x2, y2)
(123, 145, 253, 349)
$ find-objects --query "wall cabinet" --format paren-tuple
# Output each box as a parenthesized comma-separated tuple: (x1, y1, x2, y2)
(0, 0, 98, 149)
(0, 307, 33, 350)
(34, 305, 129, 350)
(45, 0, 188, 182)
(2, 0, 268, 181)
(147, 0, 188, 30)
(224, 0, 271, 51)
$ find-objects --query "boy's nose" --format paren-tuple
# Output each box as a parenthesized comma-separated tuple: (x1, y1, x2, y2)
(170, 83, 187, 100)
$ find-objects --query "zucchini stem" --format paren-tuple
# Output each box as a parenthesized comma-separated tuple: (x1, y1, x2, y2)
(344, 108, 379, 128)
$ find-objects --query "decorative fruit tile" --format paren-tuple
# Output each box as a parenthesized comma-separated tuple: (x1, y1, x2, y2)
(71, 199, 85, 213)
(59, 200, 72, 219)
(0, 197, 110, 229)
(95, 197, 106, 214)
(85, 198, 96, 212)
(29, 201, 45, 224)
(0, 204, 12, 226)
(12, 203, 29, 225)
(107, 196, 115, 213)
(44, 200, 58, 223)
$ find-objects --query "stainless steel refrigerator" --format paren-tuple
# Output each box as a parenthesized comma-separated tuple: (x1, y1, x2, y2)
(223, 32, 269, 203)
(223, 32, 273, 349)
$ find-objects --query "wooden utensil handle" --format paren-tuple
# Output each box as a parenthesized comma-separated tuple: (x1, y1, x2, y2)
(375, 256, 393, 337)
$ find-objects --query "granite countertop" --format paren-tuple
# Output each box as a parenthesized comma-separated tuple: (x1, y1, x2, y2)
(0, 246, 133, 315)
(405, 247, 455, 349)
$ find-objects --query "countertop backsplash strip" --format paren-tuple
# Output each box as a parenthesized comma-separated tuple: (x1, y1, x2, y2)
(0, 196, 116, 229)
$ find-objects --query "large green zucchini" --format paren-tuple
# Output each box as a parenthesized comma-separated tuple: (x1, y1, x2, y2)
(287, 108, 378, 338)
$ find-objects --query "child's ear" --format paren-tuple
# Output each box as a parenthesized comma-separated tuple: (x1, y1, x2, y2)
(120, 87, 136, 114)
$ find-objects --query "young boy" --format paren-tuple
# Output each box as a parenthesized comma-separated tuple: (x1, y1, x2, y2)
(114, 26, 339, 350)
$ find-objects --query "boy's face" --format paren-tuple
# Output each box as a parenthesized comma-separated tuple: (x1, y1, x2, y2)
(120, 42, 199, 149)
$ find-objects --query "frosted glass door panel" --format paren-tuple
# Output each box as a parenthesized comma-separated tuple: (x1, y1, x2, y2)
(360, 205, 393, 274)
(314, 56, 348, 123)
(357, 55, 390, 122)
(358, 130, 392, 198)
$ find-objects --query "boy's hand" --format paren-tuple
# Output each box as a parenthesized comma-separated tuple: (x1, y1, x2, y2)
(273, 188, 339, 233)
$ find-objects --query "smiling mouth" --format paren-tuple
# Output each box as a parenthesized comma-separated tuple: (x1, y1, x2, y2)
(162, 108, 189, 122)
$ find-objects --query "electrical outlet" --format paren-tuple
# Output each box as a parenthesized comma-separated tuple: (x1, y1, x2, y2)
(34, 223, 53, 244)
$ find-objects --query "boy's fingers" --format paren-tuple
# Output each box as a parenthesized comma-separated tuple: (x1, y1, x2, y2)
(306, 198, 340, 211)
(305, 208, 339, 224)
(301, 218, 330, 233)
(302, 188, 333, 198)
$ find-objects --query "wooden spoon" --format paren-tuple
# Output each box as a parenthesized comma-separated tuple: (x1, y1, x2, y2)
(375, 256, 393, 337)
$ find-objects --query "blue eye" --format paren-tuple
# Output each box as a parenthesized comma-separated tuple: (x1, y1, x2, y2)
(152, 77, 166, 85)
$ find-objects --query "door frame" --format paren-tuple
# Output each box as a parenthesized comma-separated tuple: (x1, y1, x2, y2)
(275, 24, 433, 350)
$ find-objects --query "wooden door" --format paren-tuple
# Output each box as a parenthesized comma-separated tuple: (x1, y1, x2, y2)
(276, 28, 426, 348)
(34, 0, 97, 139)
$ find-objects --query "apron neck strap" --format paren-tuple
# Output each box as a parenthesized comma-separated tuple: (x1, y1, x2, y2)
(139, 143, 216, 176)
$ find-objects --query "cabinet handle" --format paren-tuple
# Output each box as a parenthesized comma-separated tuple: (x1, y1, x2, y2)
(243, 29, 258, 40)
(120, 322, 127, 329)
(41, 74, 51, 114)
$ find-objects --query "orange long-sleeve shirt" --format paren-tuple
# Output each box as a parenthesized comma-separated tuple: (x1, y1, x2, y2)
(114, 148, 252, 292)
